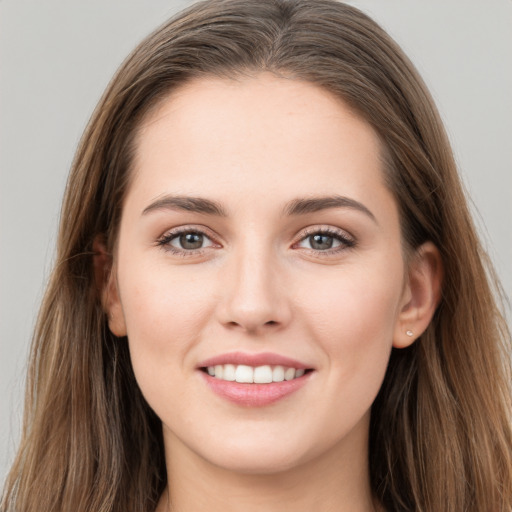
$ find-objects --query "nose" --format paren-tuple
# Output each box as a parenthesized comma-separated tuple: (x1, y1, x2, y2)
(216, 246, 291, 335)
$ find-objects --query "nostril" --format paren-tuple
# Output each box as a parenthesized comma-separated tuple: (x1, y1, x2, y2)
(224, 319, 279, 331)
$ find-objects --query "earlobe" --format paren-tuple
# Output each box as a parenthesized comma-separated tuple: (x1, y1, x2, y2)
(393, 241, 443, 348)
(92, 236, 127, 337)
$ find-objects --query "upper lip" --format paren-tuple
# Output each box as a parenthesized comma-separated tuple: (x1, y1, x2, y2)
(197, 351, 311, 370)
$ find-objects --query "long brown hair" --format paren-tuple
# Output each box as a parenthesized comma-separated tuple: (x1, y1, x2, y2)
(2, 1, 511, 511)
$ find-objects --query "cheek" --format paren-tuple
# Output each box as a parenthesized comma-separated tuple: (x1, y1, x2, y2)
(294, 270, 400, 443)
(298, 262, 402, 387)
(116, 261, 216, 387)
(304, 264, 401, 334)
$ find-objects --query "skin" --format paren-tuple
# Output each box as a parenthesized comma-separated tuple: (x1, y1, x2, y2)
(99, 74, 441, 512)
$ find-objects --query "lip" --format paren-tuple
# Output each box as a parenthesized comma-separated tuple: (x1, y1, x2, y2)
(197, 351, 311, 370)
(200, 371, 311, 407)
(197, 351, 314, 407)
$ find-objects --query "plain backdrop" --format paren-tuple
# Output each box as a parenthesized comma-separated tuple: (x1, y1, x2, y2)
(1, 0, 511, 481)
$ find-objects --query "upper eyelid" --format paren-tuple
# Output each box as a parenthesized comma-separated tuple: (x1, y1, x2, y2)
(294, 225, 354, 242)
(158, 224, 218, 239)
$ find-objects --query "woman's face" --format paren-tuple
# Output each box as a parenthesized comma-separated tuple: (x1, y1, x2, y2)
(108, 74, 414, 474)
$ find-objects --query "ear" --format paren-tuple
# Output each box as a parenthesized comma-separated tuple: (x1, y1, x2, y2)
(93, 235, 127, 337)
(393, 241, 443, 348)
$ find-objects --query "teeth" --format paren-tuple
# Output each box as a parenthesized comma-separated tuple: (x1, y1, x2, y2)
(206, 364, 307, 383)
(235, 365, 253, 383)
(223, 364, 236, 381)
(284, 367, 296, 381)
(254, 365, 272, 384)
(272, 365, 285, 382)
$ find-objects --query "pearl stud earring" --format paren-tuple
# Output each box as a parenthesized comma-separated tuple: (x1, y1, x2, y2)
(406, 330, 413, 337)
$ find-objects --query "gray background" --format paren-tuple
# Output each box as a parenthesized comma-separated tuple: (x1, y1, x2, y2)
(1, 0, 511, 481)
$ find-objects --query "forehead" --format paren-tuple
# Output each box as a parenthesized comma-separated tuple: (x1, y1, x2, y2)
(127, 73, 391, 215)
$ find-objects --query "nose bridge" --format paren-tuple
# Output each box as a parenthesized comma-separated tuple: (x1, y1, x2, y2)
(218, 235, 289, 332)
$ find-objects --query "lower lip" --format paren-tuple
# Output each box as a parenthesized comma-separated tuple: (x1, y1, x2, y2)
(200, 371, 311, 407)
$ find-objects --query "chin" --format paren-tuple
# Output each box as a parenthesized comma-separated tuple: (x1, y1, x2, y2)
(192, 427, 330, 476)
(206, 447, 307, 476)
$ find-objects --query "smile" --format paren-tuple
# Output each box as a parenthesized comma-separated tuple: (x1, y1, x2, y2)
(198, 353, 314, 407)
(204, 364, 306, 383)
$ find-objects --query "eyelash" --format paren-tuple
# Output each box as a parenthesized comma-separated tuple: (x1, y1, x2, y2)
(156, 226, 218, 257)
(293, 226, 356, 255)
(156, 225, 356, 257)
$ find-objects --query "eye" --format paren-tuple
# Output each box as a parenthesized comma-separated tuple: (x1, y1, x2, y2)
(156, 227, 217, 254)
(295, 228, 355, 252)
(300, 233, 339, 251)
(169, 231, 213, 250)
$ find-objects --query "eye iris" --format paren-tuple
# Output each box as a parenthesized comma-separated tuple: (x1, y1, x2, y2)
(310, 234, 333, 250)
(180, 232, 203, 249)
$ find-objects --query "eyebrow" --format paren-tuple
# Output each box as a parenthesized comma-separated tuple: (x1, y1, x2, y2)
(283, 195, 377, 223)
(142, 195, 227, 217)
(142, 193, 376, 223)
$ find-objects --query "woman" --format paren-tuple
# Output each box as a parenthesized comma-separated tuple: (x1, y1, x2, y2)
(2, 0, 511, 511)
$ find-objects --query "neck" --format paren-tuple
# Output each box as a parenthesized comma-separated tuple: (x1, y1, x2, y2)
(157, 419, 378, 512)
